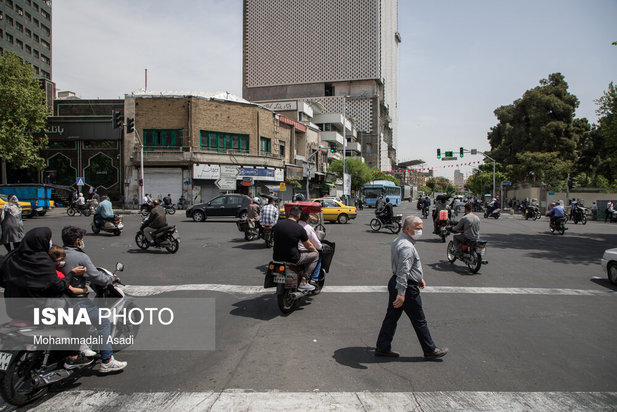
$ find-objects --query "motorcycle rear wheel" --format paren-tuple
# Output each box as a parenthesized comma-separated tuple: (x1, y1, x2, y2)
(0, 351, 48, 406)
(369, 218, 381, 232)
(167, 207, 176, 215)
(91, 223, 100, 234)
(135, 232, 149, 249)
(277, 290, 297, 314)
(560, 225, 566, 235)
(140, 208, 150, 217)
(467, 250, 482, 274)
(446, 241, 456, 263)
(389, 221, 401, 234)
(82, 209, 92, 217)
(67, 207, 76, 217)
(166, 237, 180, 253)
(245, 230, 259, 241)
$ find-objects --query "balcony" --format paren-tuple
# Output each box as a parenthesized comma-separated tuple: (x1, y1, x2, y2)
(346, 141, 361, 154)
(320, 131, 344, 146)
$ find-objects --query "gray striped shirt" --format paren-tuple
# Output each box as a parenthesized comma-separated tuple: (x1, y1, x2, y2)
(391, 233, 424, 295)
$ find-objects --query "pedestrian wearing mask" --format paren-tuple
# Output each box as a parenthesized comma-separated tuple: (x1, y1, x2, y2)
(375, 215, 448, 359)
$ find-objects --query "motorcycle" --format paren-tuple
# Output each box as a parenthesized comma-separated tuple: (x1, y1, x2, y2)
(446, 236, 488, 274)
(265, 240, 336, 314)
(370, 213, 402, 234)
(524, 206, 541, 221)
(571, 206, 587, 225)
(163, 203, 176, 215)
(549, 217, 567, 235)
(421, 206, 429, 219)
(135, 225, 180, 253)
(484, 207, 501, 219)
(140, 203, 152, 217)
(0, 263, 134, 407)
(236, 218, 260, 241)
(91, 214, 123, 236)
(66, 202, 93, 217)
(434, 209, 452, 243)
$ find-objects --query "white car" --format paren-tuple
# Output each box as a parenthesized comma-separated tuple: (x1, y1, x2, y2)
(601, 248, 617, 285)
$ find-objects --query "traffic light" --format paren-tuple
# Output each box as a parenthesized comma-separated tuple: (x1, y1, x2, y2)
(329, 143, 336, 153)
(460, 147, 464, 158)
(567, 176, 575, 190)
(126, 117, 135, 133)
(112, 111, 122, 129)
(139, 179, 143, 187)
(437, 149, 441, 159)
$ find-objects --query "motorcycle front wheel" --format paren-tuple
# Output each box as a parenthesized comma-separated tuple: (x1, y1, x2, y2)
(0, 351, 48, 407)
(167, 207, 176, 215)
(369, 218, 382, 232)
(67, 207, 76, 217)
(277, 289, 297, 314)
(467, 250, 482, 274)
(135, 232, 149, 249)
(140, 208, 150, 217)
(245, 230, 259, 241)
(91, 223, 100, 234)
(581, 215, 587, 225)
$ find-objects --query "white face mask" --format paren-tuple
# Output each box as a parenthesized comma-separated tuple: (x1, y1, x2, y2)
(411, 229, 423, 240)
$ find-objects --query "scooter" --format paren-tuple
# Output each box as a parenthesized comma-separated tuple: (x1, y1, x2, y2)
(446, 236, 488, 274)
(524, 206, 540, 220)
(91, 214, 123, 236)
(135, 225, 180, 253)
(370, 213, 402, 234)
(571, 206, 587, 225)
(265, 240, 335, 314)
(163, 203, 176, 215)
(549, 217, 567, 235)
(0, 263, 134, 407)
(66, 202, 93, 217)
(422, 206, 429, 219)
(484, 207, 501, 219)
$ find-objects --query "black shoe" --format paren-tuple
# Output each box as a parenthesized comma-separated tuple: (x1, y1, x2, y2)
(424, 347, 448, 359)
(374, 348, 400, 358)
(308, 279, 319, 287)
(64, 353, 94, 370)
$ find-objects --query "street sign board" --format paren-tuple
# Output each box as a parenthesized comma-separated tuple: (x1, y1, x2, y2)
(442, 156, 457, 161)
(502, 181, 512, 186)
(215, 177, 236, 190)
(76, 177, 85, 186)
(279, 183, 286, 191)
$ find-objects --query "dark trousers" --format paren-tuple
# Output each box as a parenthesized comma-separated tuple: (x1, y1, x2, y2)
(376, 275, 436, 355)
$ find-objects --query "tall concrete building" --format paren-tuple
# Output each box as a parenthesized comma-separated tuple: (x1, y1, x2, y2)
(242, 0, 399, 170)
(0, 0, 54, 103)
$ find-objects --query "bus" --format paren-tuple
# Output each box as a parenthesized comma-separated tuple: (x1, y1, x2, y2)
(362, 180, 402, 207)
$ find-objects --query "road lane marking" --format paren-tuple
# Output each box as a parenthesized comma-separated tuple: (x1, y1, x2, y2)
(26, 390, 617, 411)
(123, 284, 616, 297)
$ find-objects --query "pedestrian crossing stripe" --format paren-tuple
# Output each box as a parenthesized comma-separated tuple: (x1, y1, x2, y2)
(23, 390, 617, 411)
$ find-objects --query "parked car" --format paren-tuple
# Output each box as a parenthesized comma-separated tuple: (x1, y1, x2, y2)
(0, 193, 32, 216)
(601, 248, 617, 285)
(185, 194, 251, 222)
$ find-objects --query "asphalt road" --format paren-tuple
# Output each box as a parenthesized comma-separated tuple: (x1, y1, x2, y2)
(2, 203, 617, 410)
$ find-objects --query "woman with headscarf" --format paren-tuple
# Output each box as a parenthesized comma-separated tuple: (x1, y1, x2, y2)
(1, 195, 25, 253)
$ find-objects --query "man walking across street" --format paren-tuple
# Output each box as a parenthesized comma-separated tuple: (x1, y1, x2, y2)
(375, 215, 448, 359)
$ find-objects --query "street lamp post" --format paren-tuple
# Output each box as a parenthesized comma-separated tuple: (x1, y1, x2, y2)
(342, 96, 351, 205)
(481, 151, 496, 199)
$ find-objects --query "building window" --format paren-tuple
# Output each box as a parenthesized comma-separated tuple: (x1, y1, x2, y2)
(15, 6, 22, 15)
(16, 39, 23, 49)
(40, 54, 49, 64)
(41, 24, 49, 37)
(260, 137, 271, 154)
(143, 129, 183, 150)
(5, 33, 13, 43)
(32, 17, 39, 27)
(25, 11, 31, 21)
(33, 33, 39, 43)
(6, 15, 13, 25)
(325, 83, 334, 96)
(25, 44, 31, 54)
(47, 139, 76, 149)
(41, 70, 49, 79)
(16, 22, 23, 32)
(279, 141, 285, 157)
(33, 49, 39, 58)
(41, 39, 49, 49)
(25, 28, 31, 38)
(6, 0, 13, 9)
(200, 130, 249, 153)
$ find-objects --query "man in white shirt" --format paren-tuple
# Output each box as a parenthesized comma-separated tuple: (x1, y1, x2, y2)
(298, 213, 322, 286)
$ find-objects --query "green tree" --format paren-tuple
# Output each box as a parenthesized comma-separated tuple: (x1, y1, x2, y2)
(423, 177, 456, 195)
(594, 82, 617, 184)
(487, 73, 584, 167)
(0, 51, 50, 183)
(505, 151, 571, 188)
(327, 158, 373, 192)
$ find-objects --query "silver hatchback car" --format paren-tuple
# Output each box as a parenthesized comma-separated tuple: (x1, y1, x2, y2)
(601, 248, 617, 285)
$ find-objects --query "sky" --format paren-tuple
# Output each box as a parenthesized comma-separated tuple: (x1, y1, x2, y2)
(52, 0, 617, 179)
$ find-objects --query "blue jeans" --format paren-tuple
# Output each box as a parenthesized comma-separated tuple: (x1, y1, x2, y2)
(74, 299, 113, 361)
(311, 257, 322, 281)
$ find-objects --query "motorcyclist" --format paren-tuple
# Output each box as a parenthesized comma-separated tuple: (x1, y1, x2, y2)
(432, 196, 449, 234)
(547, 200, 565, 229)
(273, 205, 318, 292)
(450, 203, 480, 258)
(422, 196, 431, 215)
(486, 198, 498, 216)
(163, 194, 173, 208)
(141, 199, 167, 245)
(76, 192, 86, 212)
(248, 197, 261, 230)
(382, 197, 394, 223)
(61, 226, 127, 372)
(375, 195, 385, 213)
(94, 195, 114, 229)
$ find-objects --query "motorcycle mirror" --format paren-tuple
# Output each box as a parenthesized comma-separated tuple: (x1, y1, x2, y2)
(116, 262, 124, 272)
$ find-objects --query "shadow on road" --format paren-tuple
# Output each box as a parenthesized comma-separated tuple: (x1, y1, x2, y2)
(332, 346, 430, 370)
(480, 232, 617, 264)
(590, 277, 617, 291)
(126, 248, 169, 254)
(229, 294, 314, 320)
(426, 260, 479, 275)
(232, 242, 268, 250)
